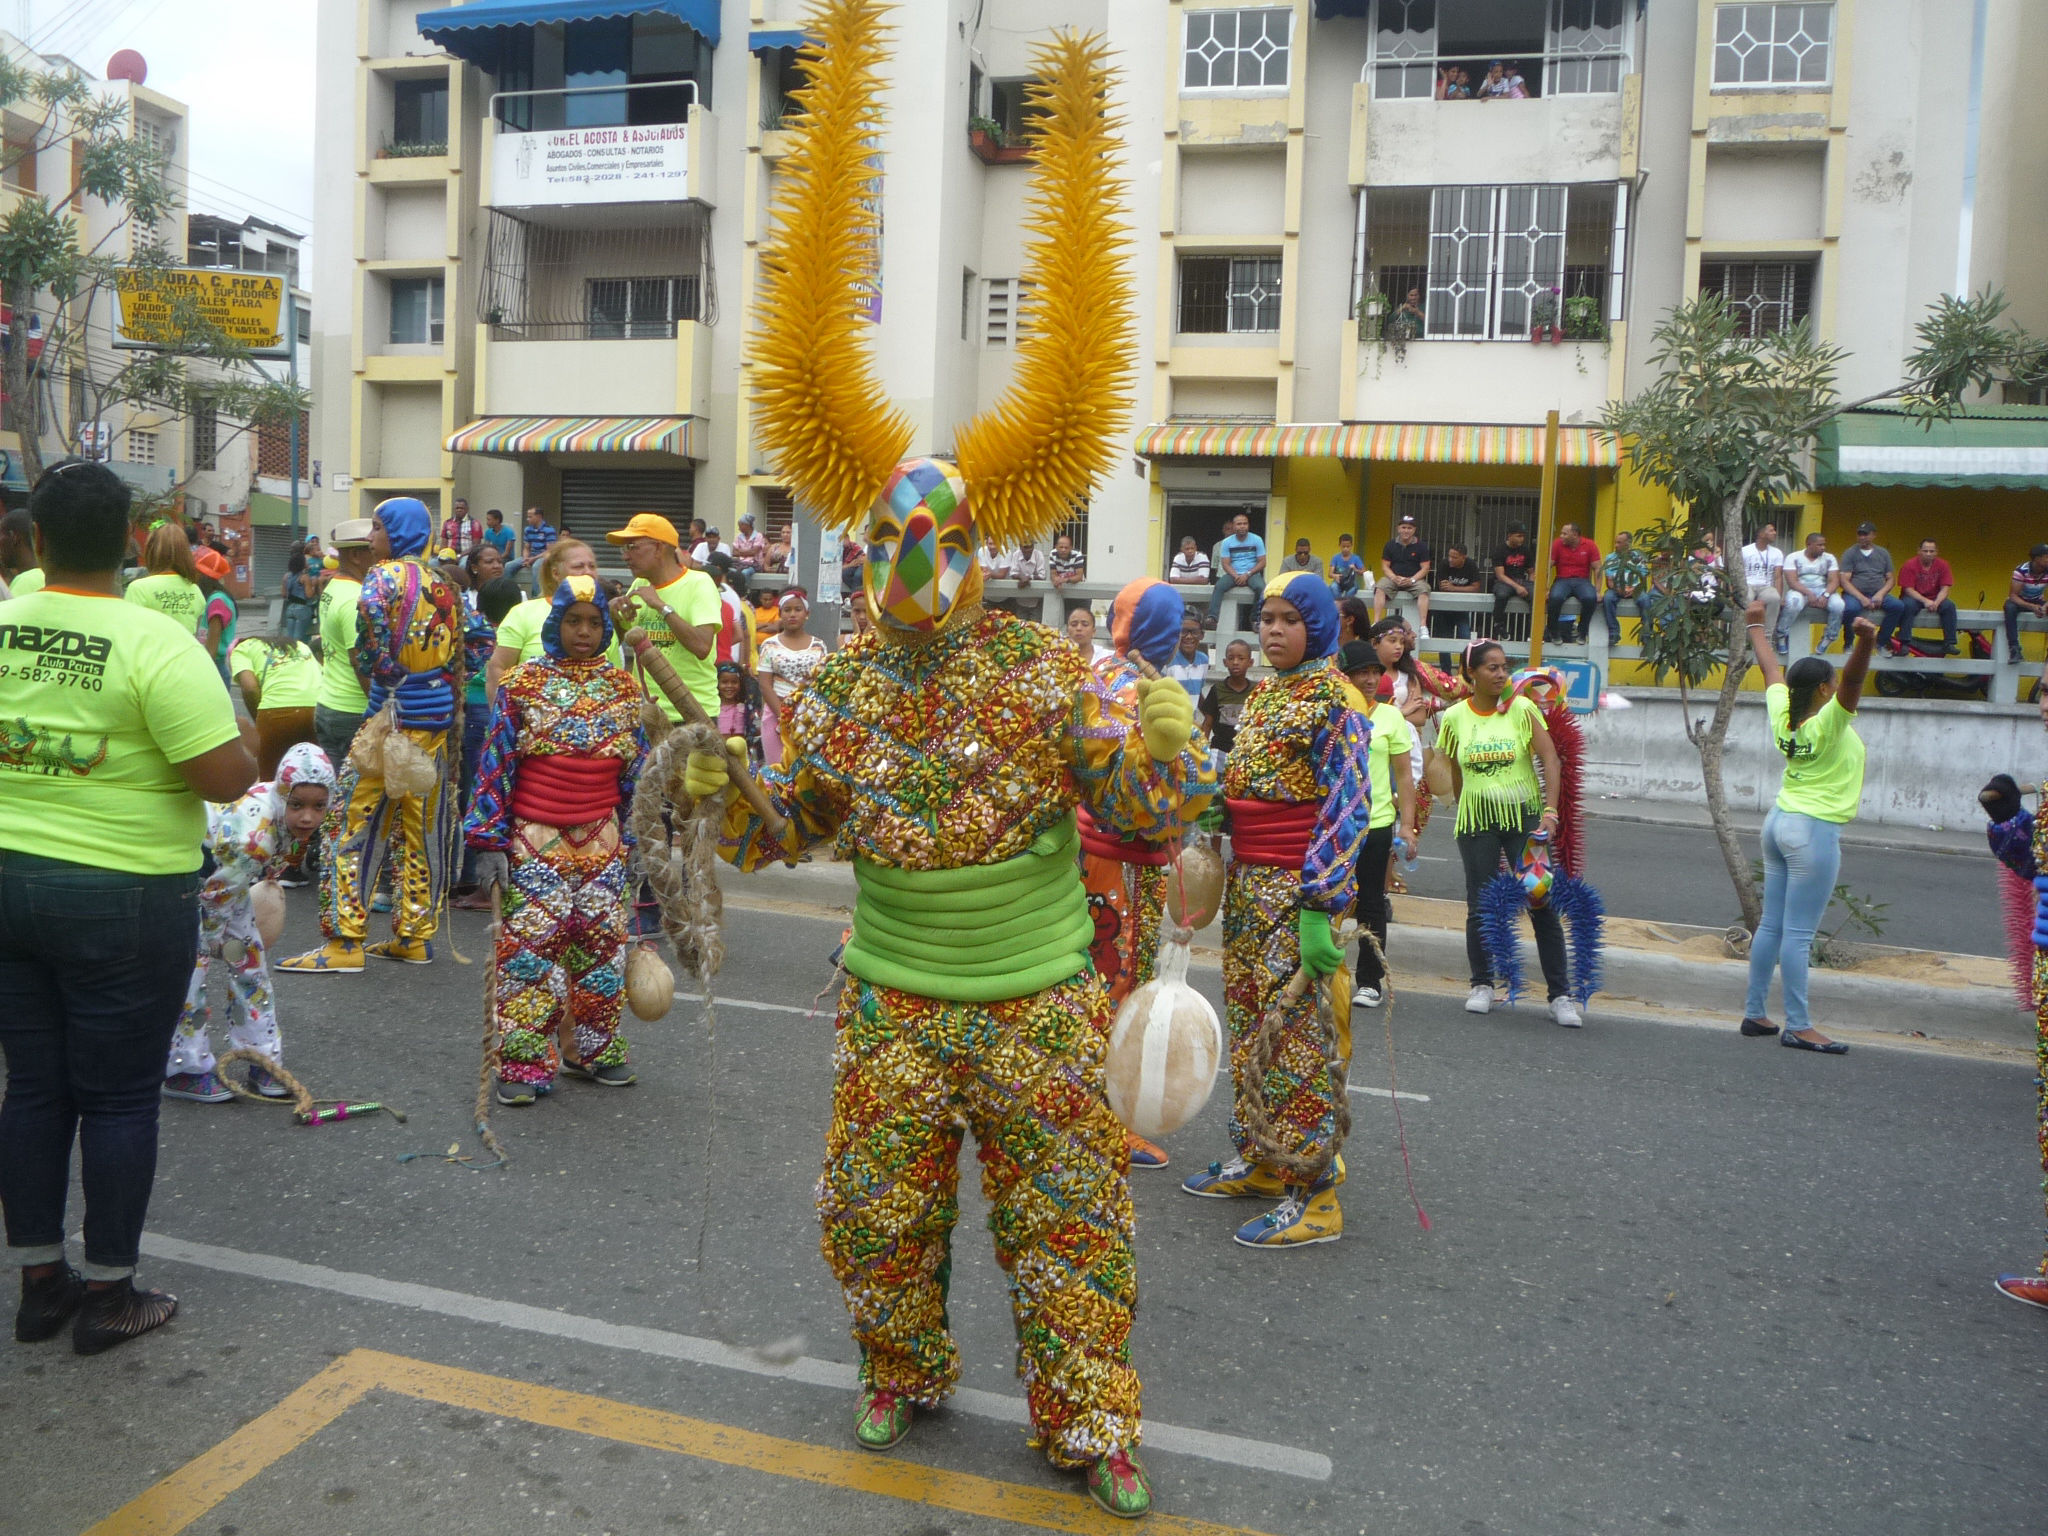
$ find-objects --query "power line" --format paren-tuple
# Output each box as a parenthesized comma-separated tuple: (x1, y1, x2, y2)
(179, 163, 312, 229)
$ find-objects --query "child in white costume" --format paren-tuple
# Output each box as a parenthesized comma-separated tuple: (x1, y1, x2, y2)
(164, 744, 336, 1102)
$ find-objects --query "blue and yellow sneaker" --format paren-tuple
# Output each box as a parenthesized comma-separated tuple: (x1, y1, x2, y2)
(1180, 1153, 1344, 1199)
(275, 939, 364, 975)
(1126, 1132, 1170, 1170)
(1233, 1188, 1343, 1249)
(366, 938, 433, 965)
(852, 1386, 914, 1451)
(1085, 1446, 1152, 1519)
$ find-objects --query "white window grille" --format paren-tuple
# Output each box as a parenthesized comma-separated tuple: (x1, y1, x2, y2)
(1426, 187, 1496, 338)
(1712, 4, 1833, 89)
(1366, 0, 1629, 99)
(1492, 185, 1569, 336)
(127, 429, 156, 465)
(1177, 255, 1283, 335)
(1183, 8, 1292, 93)
(1700, 259, 1816, 338)
(587, 277, 694, 339)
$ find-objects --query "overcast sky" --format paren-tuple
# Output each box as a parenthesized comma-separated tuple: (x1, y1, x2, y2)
(21, 0, 318, 239)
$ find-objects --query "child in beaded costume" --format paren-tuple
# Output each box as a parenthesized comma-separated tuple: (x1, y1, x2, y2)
(1081, 578, 1218, 1169)
(280, 497, 491, 974)
(1181, 569, 1374, 1250)
(677, 4, 1197, 1516)
(164, 745, 336, 1104)
(465, 577, 649, 1104)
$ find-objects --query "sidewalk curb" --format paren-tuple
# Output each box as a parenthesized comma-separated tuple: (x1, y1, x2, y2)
(1585, 807, 1987, 860)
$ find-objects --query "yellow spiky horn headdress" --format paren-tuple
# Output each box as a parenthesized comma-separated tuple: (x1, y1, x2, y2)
(750, 0, 1134, 550)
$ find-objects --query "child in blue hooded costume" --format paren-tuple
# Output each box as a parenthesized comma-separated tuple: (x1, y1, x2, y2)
(464, 576, 648, 1100)
(281, 496, 491, 972)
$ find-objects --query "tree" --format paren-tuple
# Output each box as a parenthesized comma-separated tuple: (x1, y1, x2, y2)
(1603, 291, 2042, 932)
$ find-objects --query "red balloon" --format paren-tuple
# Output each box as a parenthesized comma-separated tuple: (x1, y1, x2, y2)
(106, 50, 147, 85)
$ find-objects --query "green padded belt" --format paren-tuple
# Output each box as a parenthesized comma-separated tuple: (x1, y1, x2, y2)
(843, 814, 1095, 1003)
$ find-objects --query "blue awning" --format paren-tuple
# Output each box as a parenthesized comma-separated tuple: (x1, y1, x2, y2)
(417, 1, 722, 66)
(748, 27, 812, 52)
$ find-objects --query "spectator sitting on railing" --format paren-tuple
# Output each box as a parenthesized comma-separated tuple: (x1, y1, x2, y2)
(979, 535, 1010, 578)
(1009, 538, 1050, 584)
(1435, 542, 1484, 639)
(762, 536, 790, 574)
(693, 526, 735, 564)
(1837, 521, 1893, 631)
(481, 508, 515, 563)
(1688, 530, 1727, 618)
(1737, 522, 1787, 653)
(1374, 513, 1434, 635)
(1544, 522, 1602, 644)
(2004, 543, 2048, 664)
(1168, 534, 1210, 586)
(1049, 531, 1086, 589)
(1879, 538, 1958, 656)
(1328, 533, 1364, 598)
(731, 512, 767, 574)
(1600, 529, 1655, 645)
(1280, 537, 1321, 578)
(1203, 511, 1265, 629)
(1782, 530, 1845, 653)
(513, 505, 556, 592)
(1490, 524, 1535, 639)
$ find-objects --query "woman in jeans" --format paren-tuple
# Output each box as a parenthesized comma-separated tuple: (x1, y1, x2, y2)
(1435, 640, 1577, 1025)
(0, 459, 255, 1354)
(1739, 601, 1878, 1053)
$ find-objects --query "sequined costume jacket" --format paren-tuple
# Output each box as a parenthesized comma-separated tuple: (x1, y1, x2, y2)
(719, 607, 1210, 872)
(1091, 651, 1217, 840)
(465, 657, 648, 849)
(354, 556, 493, 732)
(1220, 661, 1374, 913)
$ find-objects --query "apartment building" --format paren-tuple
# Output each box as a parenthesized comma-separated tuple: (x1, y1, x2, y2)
(311, 1, 2048, 607)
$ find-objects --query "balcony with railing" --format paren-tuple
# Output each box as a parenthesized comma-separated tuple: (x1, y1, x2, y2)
(486, 80, 717, 213)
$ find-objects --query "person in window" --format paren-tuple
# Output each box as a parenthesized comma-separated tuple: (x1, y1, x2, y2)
(1204, 513, 1266, 631)
(1477, 61, 1514, 99)
(1489, 524, 1534, 640)
(1327, 533, 1364, 598)
(1501, 61, 1531, 98)
(1880, 538, 1958, 656)
(1433, 64, 1472, 100)
(1434, 542, 1484, 639)
(1386, 287, 1426, 342)
(1374, 513, 1434, 634)
(2004, 543, 2048, 665)
(1168, 534, 1210, 586)
(1600, 528, 1655, 645)
(1049, 531, 1087, 590)
(1543, 522, 1601, 645)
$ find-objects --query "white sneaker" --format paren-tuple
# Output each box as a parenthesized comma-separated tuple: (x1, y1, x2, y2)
(1353, 983, 1384, 1007)
(1550, 996, 1584, 1028)
(1464, 984, 1493, 1015)
(1415, 623, 1430, 639)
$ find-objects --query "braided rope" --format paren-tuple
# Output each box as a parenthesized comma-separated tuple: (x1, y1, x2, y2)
(215, 1048, 406, 1126)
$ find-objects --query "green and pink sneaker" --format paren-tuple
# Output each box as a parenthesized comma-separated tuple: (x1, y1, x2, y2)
(1086, 1446, 1152, 1519)
(852, 1386, 914, 1451)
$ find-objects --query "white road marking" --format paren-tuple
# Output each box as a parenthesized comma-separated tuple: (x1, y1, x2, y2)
(138, 1231, 1334, 1484)
(1347, 1083, 1432, 1103)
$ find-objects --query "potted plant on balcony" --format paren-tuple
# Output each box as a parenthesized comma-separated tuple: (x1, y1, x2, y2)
(1530, 286, 1563, 344)
(1563, 292, 1607, 343)
(968, 116, 1005, 162)
(1357, 287, 1388, 344)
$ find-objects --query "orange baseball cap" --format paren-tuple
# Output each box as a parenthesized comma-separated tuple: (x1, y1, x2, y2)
(194, 547, 231, 580)
(605, 513, 679, 547)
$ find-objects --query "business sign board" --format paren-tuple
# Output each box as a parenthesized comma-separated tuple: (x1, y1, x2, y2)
(114, 269, 285, 352)
(491, 121, 690, 206)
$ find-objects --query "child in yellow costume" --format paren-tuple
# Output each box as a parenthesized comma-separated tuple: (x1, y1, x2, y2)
(682, 5, 1190, 1517)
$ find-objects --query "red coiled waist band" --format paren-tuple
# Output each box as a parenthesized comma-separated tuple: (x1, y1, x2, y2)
(512, 755, 623, 826)
(1226, 797, 1319, 867)
(1076, 805, 1174, 867)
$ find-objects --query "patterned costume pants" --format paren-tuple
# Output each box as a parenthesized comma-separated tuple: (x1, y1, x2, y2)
(495, 817, 630, 1086)
(819, 972, 1140, 1467)
(2034, 953, 2048, 1276)
(168, 894, 280, 1077)
(1221, 862, 1352, 1177)
(1081, 856, 1166, 1008)
(322, 725, 451, 943)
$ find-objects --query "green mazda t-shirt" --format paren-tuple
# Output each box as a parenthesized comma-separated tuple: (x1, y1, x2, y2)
(9, 567, 44, 597)
(0, 590, 240, 872)
(229, 638, 321, 710)
(317, 575, 368, 714)
(124, 572, 204, 639)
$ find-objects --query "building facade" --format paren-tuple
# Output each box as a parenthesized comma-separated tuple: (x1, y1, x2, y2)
(311, 0, 2048, 610)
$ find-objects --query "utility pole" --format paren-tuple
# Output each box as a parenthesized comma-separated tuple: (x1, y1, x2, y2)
(287, 289, 300, 544)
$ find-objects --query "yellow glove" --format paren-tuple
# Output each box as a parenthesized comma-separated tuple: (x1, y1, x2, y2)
(1136, 676, 1194, 763)
(684, 737, 747, 800)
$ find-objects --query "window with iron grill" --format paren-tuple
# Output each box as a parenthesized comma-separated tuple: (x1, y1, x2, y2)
(1699, 259, 1815, 338)
(192, 401, 218, 473)
(1368, 0, 1629, 100)
(587, 277, 696, 339)
(1712, 4, 1833, 88)
(1183, 8, 1292, 92)
(1393, 486, 1540, 580)
(1177, 255, 1282, 335)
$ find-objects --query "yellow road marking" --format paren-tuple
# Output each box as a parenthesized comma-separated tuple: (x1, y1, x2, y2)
(84, 1348, 1282, 1536)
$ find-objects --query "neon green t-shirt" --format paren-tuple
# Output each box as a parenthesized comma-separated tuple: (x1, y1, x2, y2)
(1767, 682, 1864, 823)
(0, 590, 240, 873)
(317, 576, 368, 714)
(493, 596, 625, 671)
(124, 572, 205, 639)
(1364, 700, 1415, 832)
(629, 570, 722, 722)
(1436, 694, 1547, 835)
(229, 638, 321, 710)
(9, 567, 44, 597)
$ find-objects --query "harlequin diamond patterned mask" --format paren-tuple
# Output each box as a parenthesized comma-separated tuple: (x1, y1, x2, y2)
(865, 457, 981, 633)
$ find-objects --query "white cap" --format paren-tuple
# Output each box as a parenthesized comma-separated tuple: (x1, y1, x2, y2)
(329, 518, 374, 548)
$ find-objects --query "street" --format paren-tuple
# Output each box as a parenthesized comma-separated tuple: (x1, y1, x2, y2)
(4, 891, 2043, 1536)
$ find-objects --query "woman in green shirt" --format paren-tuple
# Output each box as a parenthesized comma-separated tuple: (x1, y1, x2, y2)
(1435, 640, 1575, 1024)
(1740, 602, 1878, 1054)
(123, 523, 205, 641)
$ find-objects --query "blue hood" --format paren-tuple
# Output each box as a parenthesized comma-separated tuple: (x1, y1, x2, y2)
(542, 574, 613, 660)
(374, 497, 432, 558)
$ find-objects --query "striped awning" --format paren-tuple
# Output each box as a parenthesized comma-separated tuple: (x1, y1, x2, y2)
(445, 415, 699, 460)
(1134, 421, 1619, 468)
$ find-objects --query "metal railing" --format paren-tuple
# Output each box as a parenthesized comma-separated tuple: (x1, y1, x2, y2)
(489, 78, 701, 135)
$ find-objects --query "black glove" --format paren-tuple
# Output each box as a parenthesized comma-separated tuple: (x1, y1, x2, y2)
(1979, 773, 2023, 825)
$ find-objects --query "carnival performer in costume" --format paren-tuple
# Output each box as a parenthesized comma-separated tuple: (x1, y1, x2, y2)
(165, 745, 337, 1103)
(1082, 578, 1219, 1169)
(466, 577, 649, 1104)
(679, 6, 1197, 1515)
(1978, 771, 2048, 1311)
(1181, 569, 1373, 1250)
(280, 497, 491, 974)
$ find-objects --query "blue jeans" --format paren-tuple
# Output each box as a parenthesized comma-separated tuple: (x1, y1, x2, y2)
(1205, 573, 1257, 628)
(1744, 808, 1843, 1032)
(1878, 594, 1957, 651)
(1545, 577, 1597, 639)
(0, 851, 200, 1278)
(1602, 591, 1654, 642)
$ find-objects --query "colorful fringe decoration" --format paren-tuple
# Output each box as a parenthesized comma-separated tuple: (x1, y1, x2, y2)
(2002, 865, 2037, 1012)
(1509, 668, 1587, 877)
(1479, 870, 1606, 1006)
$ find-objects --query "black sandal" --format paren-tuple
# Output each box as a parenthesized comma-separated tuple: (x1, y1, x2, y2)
(1781, 1030, 1848, 1055)
(15, 1263, 85, 1342)
(72, 1277, 178, 1356)
(1739, 1017, 1780, 1037)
